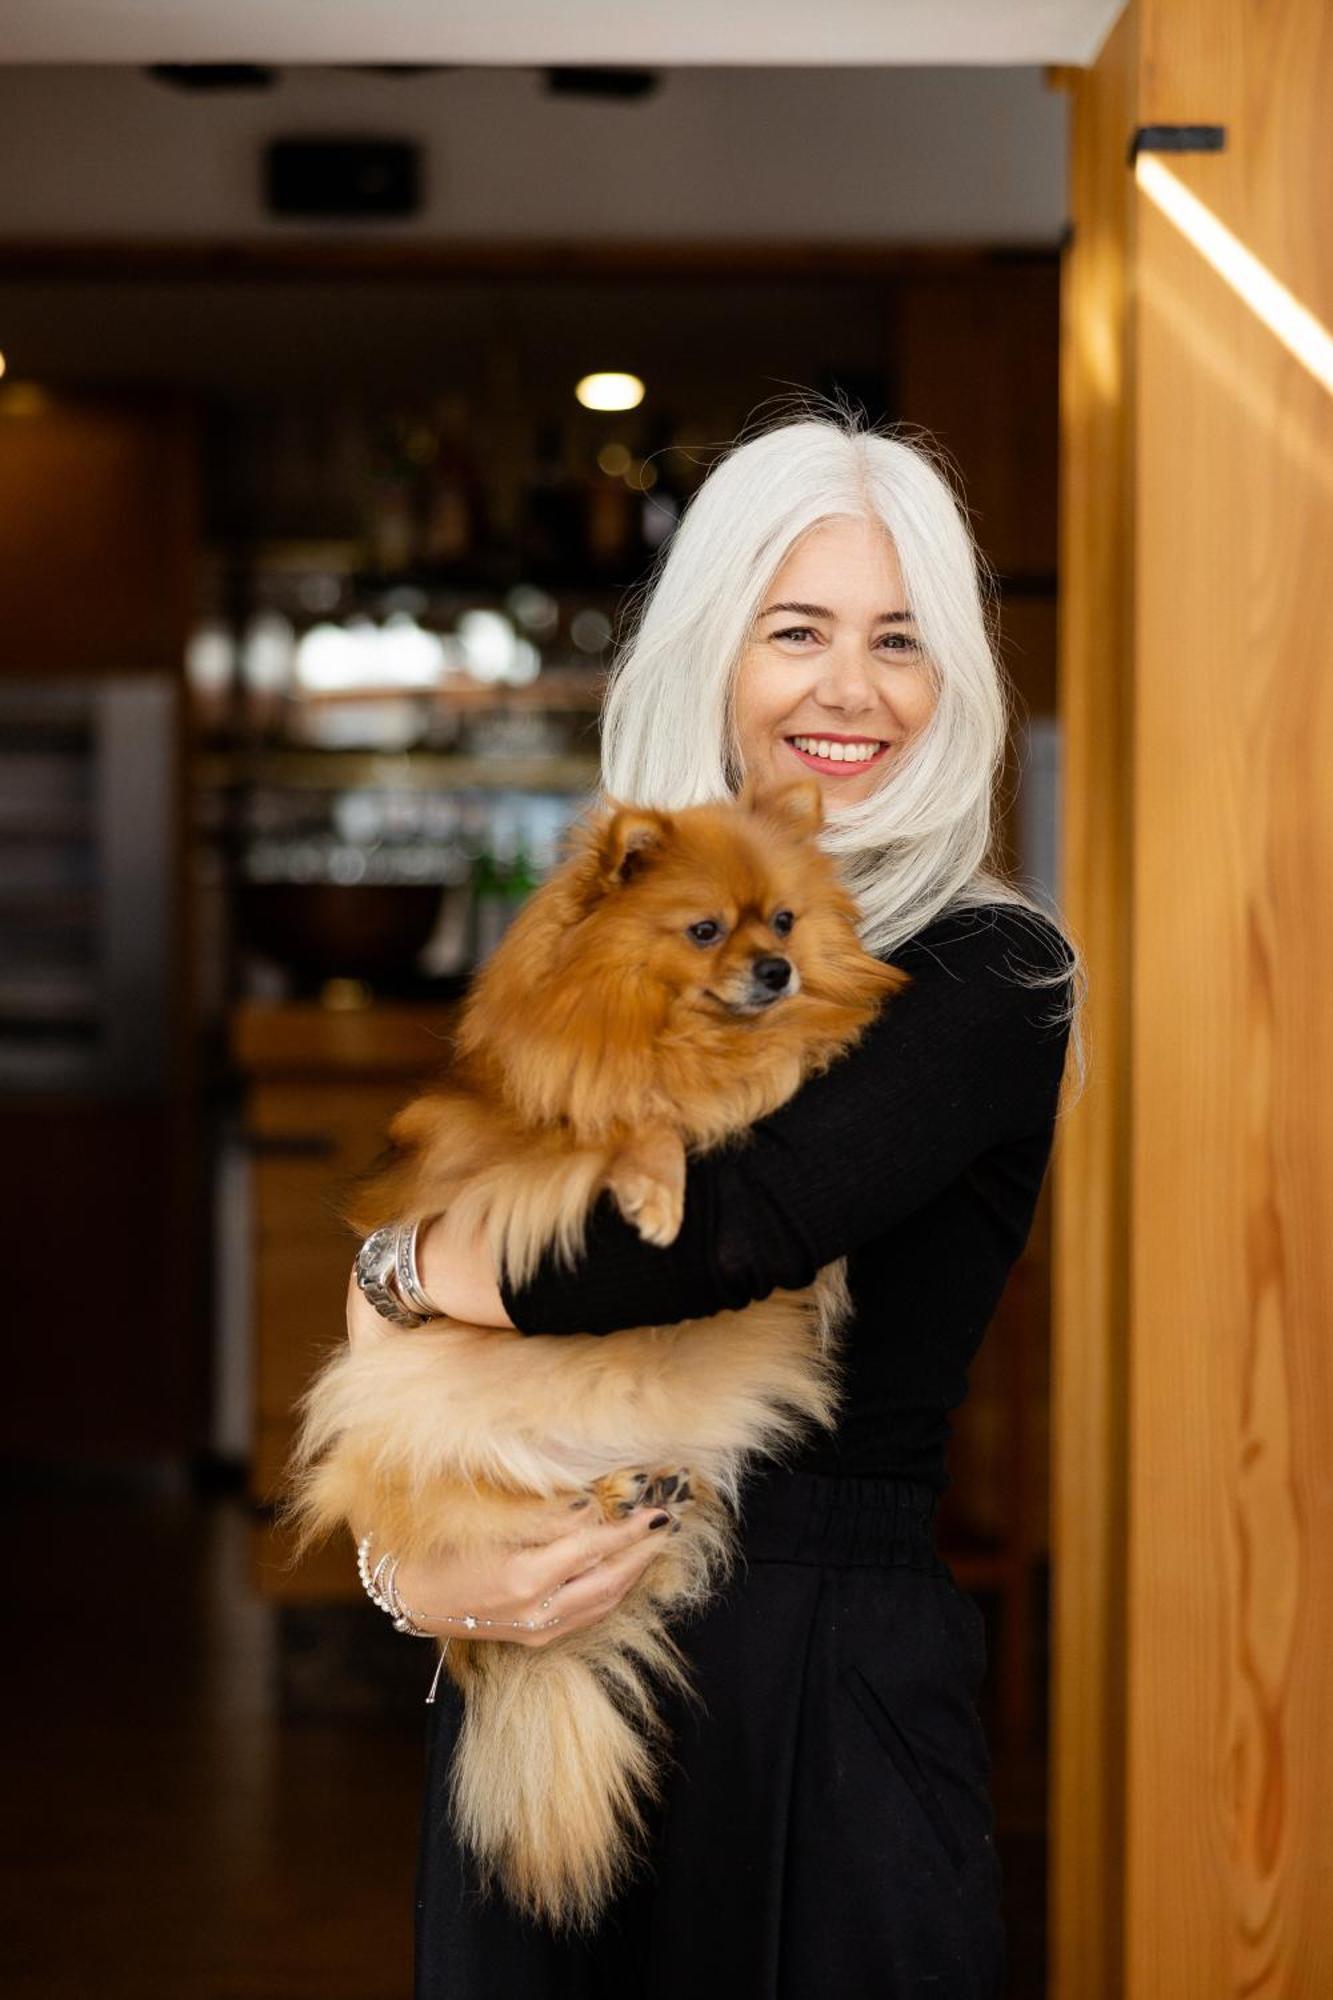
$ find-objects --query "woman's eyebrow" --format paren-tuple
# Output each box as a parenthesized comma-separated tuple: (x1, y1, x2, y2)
(757, 601, 916, 624)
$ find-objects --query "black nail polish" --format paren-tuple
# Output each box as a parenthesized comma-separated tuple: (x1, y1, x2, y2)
(647, 1512, 671, 1530)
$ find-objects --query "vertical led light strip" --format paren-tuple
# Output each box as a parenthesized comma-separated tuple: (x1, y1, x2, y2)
(1135, 153, 1333, 395)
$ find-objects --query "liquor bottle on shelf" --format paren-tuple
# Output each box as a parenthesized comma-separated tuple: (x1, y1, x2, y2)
(506, 825, 541, 906)
(468, 805, 542, 966)
(421, 393, 490, 574)
(590, 479, 639, 576)
(365, 412, 424, 576)
(520, 422, 589, 583)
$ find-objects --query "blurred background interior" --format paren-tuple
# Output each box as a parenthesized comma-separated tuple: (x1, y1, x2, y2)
(3, 53, 1071, 2000)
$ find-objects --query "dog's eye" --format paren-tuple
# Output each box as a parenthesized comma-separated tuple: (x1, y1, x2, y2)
(771, 909, 795, 938)
(687, 920, 724, 947)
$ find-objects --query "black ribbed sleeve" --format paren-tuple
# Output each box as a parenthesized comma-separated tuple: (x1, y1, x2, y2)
(497, 904, 1075, 1340)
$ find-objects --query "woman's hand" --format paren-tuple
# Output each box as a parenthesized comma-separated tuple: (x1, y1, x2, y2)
(367, 1494, 681, 1650)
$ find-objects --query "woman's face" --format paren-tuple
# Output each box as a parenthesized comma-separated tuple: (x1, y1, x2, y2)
(732, 515, 938, 809)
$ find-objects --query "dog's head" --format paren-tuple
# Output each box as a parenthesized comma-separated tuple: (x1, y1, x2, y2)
(562, 774, 904, 1021)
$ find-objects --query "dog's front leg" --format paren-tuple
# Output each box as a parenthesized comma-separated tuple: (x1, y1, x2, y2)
(603, 1126, 687, 1246)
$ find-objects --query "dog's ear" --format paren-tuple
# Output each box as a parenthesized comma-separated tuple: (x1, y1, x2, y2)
(596, 800, 671, 889)
(743, 776, 824, 839)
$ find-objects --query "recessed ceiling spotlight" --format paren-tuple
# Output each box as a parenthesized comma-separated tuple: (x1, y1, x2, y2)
(576, 373, 645, 413)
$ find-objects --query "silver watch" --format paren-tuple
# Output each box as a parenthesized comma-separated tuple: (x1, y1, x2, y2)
(355, 1224, 432, 1328)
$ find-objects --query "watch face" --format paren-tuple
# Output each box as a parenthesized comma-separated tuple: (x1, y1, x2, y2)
(357, 1225, 397, 1283)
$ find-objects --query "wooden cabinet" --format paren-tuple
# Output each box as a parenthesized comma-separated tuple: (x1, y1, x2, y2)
(895, 257, 1060, 589)
(234, 1002, 461, 1599)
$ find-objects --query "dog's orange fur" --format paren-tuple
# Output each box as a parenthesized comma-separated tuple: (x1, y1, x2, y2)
(281, 774, 910, 1929)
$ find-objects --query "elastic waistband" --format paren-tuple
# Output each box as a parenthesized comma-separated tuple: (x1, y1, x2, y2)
(734, 1466, 946, 1571)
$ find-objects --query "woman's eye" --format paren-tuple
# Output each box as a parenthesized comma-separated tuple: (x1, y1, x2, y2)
(687, 920, 723, 946)
(771, 626, 917, 655)
(771, 910, 795, 938)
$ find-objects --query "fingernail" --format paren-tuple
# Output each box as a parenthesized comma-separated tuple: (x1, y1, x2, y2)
(647, 1512, 671, 1530)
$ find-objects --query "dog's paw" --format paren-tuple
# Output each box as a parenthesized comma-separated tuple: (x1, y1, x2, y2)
(641, 1467, 692, 1507)
(592, 1468, 653, 1519)
(591, 1465, 695, 1521)
(615, 1175, 685, 1246)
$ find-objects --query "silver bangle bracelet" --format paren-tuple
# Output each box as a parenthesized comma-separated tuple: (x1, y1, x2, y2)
(393, 1217, 444, 1319)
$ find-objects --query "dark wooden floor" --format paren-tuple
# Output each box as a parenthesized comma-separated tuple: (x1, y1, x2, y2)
(3, 1471, 1049, 1998)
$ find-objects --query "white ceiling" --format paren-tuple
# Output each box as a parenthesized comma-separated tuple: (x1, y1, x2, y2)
(0, 1, 1125, 67)
(0, 67, 1068, 244)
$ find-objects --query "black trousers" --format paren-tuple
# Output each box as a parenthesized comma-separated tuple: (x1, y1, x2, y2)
(414, 1469, 1004, 1999)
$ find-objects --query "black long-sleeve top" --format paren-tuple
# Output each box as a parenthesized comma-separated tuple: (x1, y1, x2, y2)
(497, 902, 1076, 1492)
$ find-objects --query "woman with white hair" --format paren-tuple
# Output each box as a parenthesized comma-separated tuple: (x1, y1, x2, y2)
(347, 403, 1085, 1998)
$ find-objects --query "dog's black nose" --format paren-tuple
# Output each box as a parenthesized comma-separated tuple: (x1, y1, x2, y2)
(752, 956, 791, 992)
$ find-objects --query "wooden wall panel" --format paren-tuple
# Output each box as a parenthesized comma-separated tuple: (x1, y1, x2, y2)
(896, 258, 1061, 584)
(1129, 0, 1333, 1990)
(0, 386, 198, 675)
(1057, 0, 1333, 1991)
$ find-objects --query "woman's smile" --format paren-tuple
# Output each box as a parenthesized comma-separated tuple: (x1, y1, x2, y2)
(781, 734, 893, 776)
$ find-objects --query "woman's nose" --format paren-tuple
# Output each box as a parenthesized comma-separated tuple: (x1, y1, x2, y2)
(815, 646, 877, 705)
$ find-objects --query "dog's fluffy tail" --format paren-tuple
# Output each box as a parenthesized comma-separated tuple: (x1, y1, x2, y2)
(445, 1592, 697, 1930)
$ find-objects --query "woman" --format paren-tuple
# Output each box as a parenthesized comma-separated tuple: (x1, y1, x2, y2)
(346, 407, 1086, 1998)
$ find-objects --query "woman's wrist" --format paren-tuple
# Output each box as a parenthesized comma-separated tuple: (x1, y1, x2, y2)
(416, 1209, 516, 1329)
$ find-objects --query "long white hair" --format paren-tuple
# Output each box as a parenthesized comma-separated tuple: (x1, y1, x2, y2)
(592, 397, 1086, 1102)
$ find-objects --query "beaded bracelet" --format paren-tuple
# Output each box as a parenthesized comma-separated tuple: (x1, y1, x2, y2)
(355, 1532, 565, 1703)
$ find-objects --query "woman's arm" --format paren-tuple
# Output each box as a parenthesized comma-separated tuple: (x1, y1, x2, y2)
(415, 1206, 517, 1329)
(391, 904, 1072, 1340)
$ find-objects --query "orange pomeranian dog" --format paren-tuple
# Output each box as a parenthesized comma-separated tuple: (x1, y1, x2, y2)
(283, 772, 910, 1931)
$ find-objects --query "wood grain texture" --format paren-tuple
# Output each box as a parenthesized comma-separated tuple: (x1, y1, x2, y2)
(1050, 10, 1136, 1996)
(1129, 0, 1333, 1990)
(1059, 0, 1333, 1991)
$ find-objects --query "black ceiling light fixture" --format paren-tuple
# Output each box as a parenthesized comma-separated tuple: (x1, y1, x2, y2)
(146, 64, 279, 91)
(263, 137, 422, 219)
(543, 68, 661, 101)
